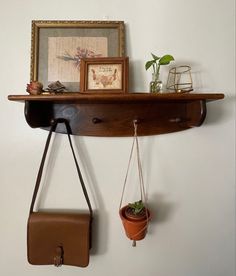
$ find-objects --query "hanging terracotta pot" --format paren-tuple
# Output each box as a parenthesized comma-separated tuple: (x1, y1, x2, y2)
(119, 121, 151, 245)
(119, 203, 151, 242)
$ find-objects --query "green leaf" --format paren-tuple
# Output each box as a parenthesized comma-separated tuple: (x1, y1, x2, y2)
(145, 60, 155, 70)
(151, 53, 160, 60)
(159, 55, 174, 65)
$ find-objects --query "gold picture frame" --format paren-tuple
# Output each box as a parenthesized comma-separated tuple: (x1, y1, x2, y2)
(30, 20, 125, 92)
(80, 57, 129, 93)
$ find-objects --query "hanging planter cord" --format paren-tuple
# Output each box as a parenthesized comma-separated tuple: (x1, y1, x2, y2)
(119, 120, 149, 246)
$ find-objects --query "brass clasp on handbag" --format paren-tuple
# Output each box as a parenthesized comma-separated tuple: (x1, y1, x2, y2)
(54, 246, 63, 267)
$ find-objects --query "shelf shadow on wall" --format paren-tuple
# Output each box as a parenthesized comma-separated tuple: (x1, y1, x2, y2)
(204, 94, 233, 126)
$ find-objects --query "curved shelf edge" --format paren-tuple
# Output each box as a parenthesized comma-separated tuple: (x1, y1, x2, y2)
(8, 92, 224, 103)
(8, 92, 224, 136)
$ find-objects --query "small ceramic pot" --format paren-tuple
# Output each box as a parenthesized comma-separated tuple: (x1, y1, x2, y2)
(119, 205, 151, 241)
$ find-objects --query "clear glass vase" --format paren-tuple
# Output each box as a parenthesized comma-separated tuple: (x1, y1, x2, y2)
(149, 73, 163, 93)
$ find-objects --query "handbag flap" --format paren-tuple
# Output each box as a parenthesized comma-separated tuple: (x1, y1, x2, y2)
(27, 212, 91, 267)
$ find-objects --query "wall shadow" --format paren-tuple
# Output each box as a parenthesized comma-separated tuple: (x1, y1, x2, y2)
(73, 136, 109, 256)
(147, 192, 177, 235)
(35, 133, 63, 210)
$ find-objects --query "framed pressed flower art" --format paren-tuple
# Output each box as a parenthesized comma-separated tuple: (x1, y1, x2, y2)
(30, 20, 125, 92)
(80, 57, 129, 93)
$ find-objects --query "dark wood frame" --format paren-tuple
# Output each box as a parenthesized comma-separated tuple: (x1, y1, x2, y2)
(80, 57, 129, 93)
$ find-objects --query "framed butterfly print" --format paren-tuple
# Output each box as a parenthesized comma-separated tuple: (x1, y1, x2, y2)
(80, 57, 129, 93)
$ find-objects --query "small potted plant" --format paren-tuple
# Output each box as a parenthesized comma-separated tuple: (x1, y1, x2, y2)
(145, 53, 174, 93)
(119, 200, 151, 246)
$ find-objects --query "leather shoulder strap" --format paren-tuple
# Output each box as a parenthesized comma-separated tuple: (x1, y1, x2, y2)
(29, 118, 93, 217)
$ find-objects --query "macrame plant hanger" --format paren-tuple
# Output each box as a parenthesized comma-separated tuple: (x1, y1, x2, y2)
(119, 120, 150, 247)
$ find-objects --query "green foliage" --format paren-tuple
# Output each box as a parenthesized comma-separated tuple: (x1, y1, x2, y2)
(145, 53, 174, 74)
(128, 200, 145, 215)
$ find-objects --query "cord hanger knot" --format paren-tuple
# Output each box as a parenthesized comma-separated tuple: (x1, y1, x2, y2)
(133, 119, 139, 137)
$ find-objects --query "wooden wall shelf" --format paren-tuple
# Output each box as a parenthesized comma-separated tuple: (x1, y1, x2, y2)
(8, 92, 224, 136)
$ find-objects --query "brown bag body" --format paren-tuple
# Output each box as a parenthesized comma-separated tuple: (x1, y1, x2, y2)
(27, 119, 93, 267)
(27, 212, 91, 267)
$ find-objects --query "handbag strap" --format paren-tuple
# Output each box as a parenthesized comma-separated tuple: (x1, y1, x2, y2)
(29, 118, 93, 217)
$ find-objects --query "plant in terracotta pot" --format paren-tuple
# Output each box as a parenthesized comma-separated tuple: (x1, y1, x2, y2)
(119, 120, 151, 246)
(119, 200, 151, 246)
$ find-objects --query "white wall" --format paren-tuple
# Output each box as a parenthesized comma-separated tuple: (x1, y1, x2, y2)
(0, 0, 235, 275)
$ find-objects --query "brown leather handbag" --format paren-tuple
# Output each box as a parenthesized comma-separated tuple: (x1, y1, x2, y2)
(27, 118, 93, 267)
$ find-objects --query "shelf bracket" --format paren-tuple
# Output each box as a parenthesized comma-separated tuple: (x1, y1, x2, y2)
(25, 101, 53, 128)
(186, 100, 207, 127)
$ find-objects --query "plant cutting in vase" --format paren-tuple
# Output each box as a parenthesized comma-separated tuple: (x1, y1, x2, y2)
(145, 53, 175, 93)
